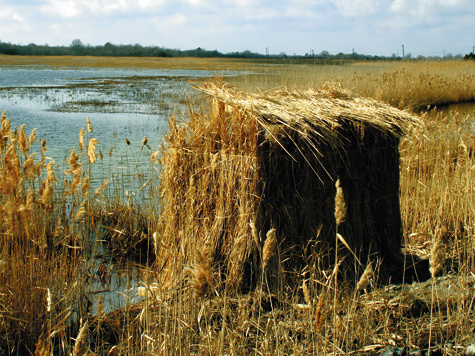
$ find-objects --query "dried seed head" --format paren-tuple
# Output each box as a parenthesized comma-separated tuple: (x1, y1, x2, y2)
(334, 178, 346, 227)
(45, 161, 57, 183)
(150, 151, 159, 163)
(40, 138, 47, 156)
(302, 280, 311, 306)
(94, 180, 109, 196)
(314, 297, 325, 332)
(72, 319, 89, 356)
(430, 239, 446, 278)
(250, 220, 259, 248)
(28, 127, 37, 146)
(75, 205, 86, 221)
(356, 262, 373, 292)
(86, 116, 93, 134)
(87, 138, 99, 163)
(23, 153, 37, 179)
(81, 176, 90, 196)
(41, 181, 53, 208)
(18, 124, 28, 156)
(25, 188, 35, 211)
(262, 228, 277, 270)
(67, 149, 81, 173)
(4, 145, 20, 182)
(78, 128, 85, 151)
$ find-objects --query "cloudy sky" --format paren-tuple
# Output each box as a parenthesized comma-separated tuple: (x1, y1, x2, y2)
(0, 0, 473, 57)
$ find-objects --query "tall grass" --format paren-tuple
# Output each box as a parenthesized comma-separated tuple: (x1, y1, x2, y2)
(0, 112, 156, 354)
(400, 106, 475, 268)
(227, 60, 475, 110)
(1, 58, 475, 354)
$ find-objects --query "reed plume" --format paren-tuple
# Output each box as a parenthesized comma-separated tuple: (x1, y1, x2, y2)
(150, 150, 159, 163)
(78, 128, 85, 151)
(314, 296, 325, 332)
(429, 238, 446, 278)
(81, 176, 90, 196)
(18, 124, 28, 156)
(72, 319, 89, 356)
(262, 228, 277, 270)
(334, 178, 346, 228)
(22, 153, 37, 179)
(28, 127, 37, 146)
(250, 220, 259, 248)
(302, 280, 311, 306)
(40, 138, 47, 158)
(86, 116, 93, 133)
(87, 138, 99, 163)
(356, 262, 373, 292)
(94, 180, 109, 197)
(67, 148, 82, 175)
(41, 181, 54, 208)
(45, 161, 57, 183)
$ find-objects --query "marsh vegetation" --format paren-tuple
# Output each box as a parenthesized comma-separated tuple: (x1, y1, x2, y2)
(1, 56, 475, 355)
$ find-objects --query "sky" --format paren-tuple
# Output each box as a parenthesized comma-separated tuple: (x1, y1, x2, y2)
(0, 0, 473, 57)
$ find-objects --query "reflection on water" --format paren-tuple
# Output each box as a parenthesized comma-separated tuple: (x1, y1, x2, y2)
(88, 261, 146, 315)
(423, 101, 475, 117)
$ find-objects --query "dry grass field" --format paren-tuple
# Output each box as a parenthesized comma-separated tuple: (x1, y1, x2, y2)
(1, 56, 475, 355)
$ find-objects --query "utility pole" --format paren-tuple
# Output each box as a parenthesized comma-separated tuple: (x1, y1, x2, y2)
(402, 45, 405, 59)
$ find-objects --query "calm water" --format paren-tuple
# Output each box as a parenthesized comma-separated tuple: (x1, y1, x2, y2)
(0, 66, 231, 190)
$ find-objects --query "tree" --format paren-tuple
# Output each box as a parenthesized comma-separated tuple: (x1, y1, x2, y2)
(70, 39, 85, 55)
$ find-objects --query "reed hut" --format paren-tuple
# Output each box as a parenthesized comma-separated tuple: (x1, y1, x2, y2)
(155, 81, 421, 295)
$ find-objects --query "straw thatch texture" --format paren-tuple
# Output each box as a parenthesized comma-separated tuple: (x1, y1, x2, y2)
(155, 81, 421, 294)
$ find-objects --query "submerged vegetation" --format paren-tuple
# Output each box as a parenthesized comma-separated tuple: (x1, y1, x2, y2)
(1, 58, 475, 354)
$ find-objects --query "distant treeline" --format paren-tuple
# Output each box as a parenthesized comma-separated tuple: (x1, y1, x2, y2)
(0, 39, 467, 60)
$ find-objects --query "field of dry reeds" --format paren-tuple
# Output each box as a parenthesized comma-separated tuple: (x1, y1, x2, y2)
(1, 57, 475, 355)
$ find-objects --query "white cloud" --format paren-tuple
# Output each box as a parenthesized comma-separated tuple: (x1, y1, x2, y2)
(40, 0, 82, 18)
(40, 0, 166, 18)
(331, 0, 381, 17)
(135, 0, 167, 10)
(170, 13, 187, 25)
(182, 0, 203, 6)
(0, 7, 27, 21)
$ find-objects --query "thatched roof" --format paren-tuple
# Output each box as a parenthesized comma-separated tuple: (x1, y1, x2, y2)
(197, 81, 421, 152)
